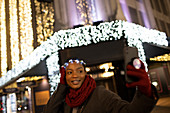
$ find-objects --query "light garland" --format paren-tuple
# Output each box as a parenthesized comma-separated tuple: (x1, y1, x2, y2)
(122, 21, 168, 69)
(0, 0, 7, 76)
(150, 54, 170, 61)
(19, 0, 34, 59)
(9, 0, 20, 67)
(34, 0, 54, 46)
(75, 0, 93, 25)
(16, 76, 44, 82)
(0, 20, 168, 95)
(0, 0, 34, 78)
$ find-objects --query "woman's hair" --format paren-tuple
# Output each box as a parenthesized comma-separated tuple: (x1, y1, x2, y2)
(62, 58, 86, 71)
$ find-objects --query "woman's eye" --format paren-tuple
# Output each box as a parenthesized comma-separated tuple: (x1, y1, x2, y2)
(79, 70, 83, 73)
(67, 71, 72, 75)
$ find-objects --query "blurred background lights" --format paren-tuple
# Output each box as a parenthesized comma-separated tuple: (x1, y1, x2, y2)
(101, 72, 114, 78)
(99, 63, 112, 72)
(150, 54, 170, 61)
(85, 67, 91, 72)
(152, 81, 158, 87)
(99, 63, 114, 78)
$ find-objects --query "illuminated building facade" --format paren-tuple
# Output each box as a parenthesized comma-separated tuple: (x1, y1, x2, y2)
(53, 0, 170, 37)
(0, 0, 169, 112)
(0, 0, 54, 77)
(0, 0, 54, 112)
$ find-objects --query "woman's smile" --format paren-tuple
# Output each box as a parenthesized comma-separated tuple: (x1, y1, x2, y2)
(71, 80, 80, 84)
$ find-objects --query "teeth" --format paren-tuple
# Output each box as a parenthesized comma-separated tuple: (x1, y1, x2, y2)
(72, 80, 80, 84)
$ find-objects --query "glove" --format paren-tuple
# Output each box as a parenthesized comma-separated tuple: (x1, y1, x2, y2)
(60, 66, 66, 84)
(126, 60, 152, 97)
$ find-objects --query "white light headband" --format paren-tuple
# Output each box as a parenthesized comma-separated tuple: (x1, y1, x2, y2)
(62, 59, 86, 68)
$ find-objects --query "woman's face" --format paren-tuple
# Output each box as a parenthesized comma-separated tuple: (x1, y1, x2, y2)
(65, 62, 86, 89)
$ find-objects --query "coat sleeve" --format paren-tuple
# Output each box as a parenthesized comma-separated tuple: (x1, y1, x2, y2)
(43, 84, 67, 113)
(97, 86, 158, 113)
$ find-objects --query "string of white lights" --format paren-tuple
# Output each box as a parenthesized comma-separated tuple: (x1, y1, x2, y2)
(0, 20, 168, 94)
(122, 20, 168, 70)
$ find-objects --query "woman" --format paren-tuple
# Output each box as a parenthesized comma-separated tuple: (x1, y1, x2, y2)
(43, 58, 158, 113)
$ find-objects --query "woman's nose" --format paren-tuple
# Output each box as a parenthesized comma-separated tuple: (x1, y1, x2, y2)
(72, 72, 78, 77)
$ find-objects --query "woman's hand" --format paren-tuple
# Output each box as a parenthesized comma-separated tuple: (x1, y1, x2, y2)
(126, 60, 152, 97)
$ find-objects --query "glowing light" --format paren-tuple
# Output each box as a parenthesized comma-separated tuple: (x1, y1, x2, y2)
(25, 86, 29, 89)
(34, 0, 54, 46)
(0, 0, 7, 76)
(111, 66, 115, 70)
(150, 54, 170, 61)
(17, 76, 44, 82)
(0, 0, 34, 77)
(18, 107, 21, 111)
(24, 106, 27, 110)
(85, 67, 90, 72)
(9, 0, 20, 67)
(19, 0, 34, 59)
(122, 20, 168, 70)
(152, 81, 158, 87)
(75, 0, 93, 25)
(99, 63, 114, 78)
(99, 63, 112, 72)
(101, 72, 114, 78)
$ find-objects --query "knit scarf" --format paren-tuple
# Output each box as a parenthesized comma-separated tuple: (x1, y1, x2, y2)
(65, 75, 96, 108)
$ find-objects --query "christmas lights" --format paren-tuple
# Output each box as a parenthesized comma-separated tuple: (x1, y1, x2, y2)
(34, 0, 54, 46)
(75, 0, 93, 25)
(150, 54, 170, 61)
(0, 0, 7, 76)
(0, 20, 168, 95)
(19, 0, 34, 59)
(9, 0, 20, 67)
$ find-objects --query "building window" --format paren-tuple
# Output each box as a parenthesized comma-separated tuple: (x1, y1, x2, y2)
(128, 7, 139, 24)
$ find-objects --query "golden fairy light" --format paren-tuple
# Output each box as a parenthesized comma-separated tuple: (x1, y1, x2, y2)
(34, 0, 54, 46)
(0, 0, 34, 75)
(9, 0, 20, 67)
(0, 0, 7, 76)
(76, 0, 93, 25)
(19, 0, 34, 59)
(150, 53, 170, 61)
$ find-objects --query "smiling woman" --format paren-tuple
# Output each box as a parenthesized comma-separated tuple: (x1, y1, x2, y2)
(61, 59, 96, 108)
(43, 58, 158, 113)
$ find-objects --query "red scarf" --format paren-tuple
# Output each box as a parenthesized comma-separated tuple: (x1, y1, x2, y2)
(65, 75, 96, 108)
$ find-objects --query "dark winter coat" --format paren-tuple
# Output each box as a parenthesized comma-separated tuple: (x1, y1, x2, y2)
(43, 84, 158, 113)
